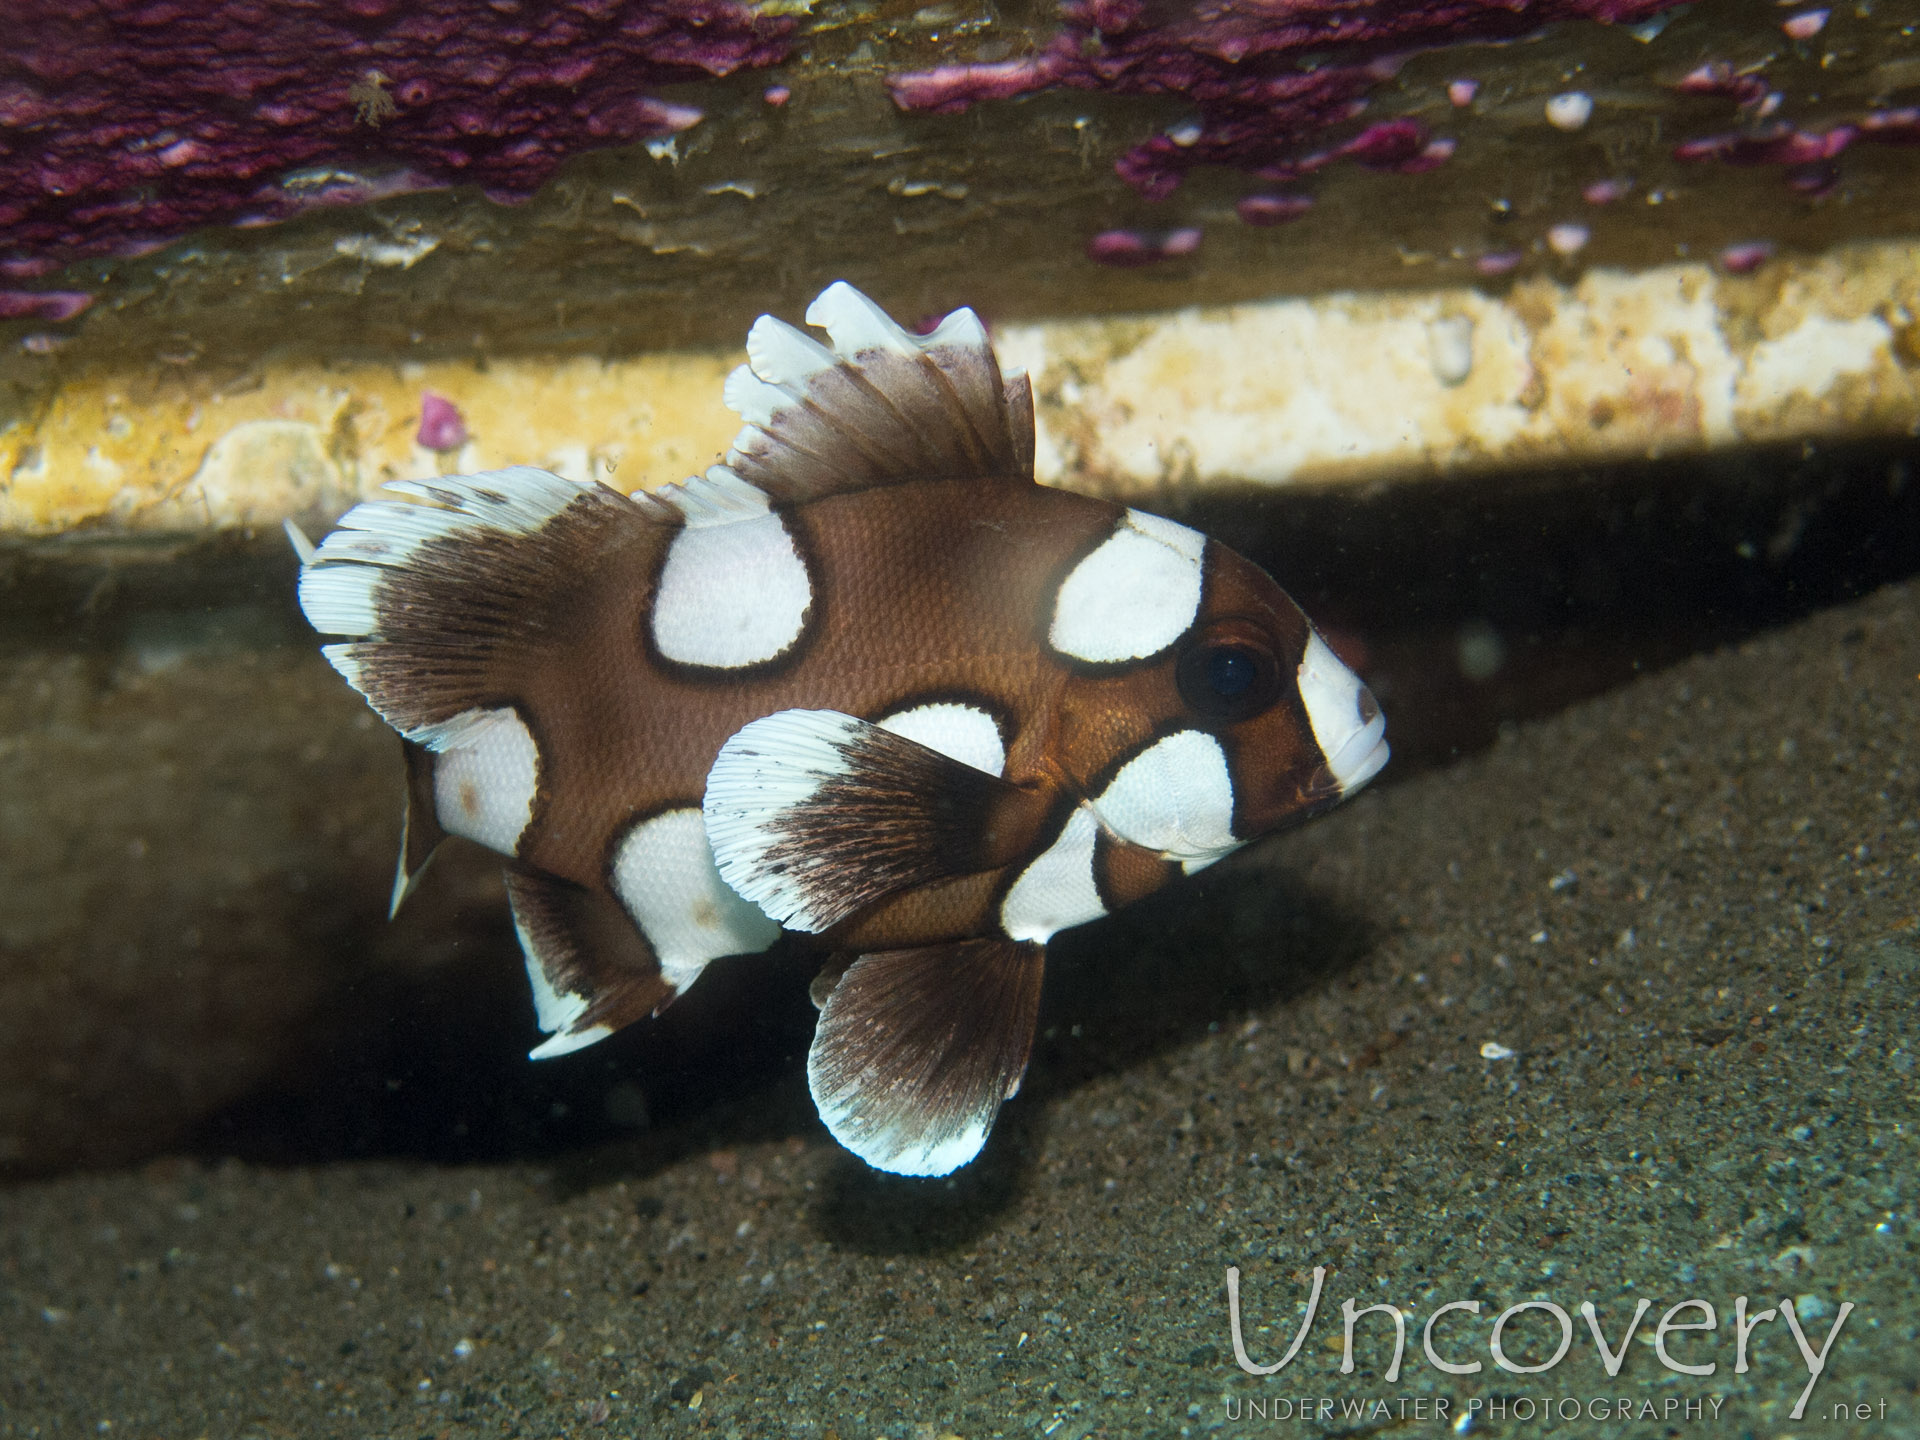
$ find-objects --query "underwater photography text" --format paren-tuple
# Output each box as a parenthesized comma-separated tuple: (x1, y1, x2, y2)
(1222, 1264, 1855, 1420)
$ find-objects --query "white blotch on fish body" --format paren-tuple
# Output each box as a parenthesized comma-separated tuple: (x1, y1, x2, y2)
(652, 473, 811, 668)
(611, 809, 780, 993)
(1090, 730, 1238, 864)
(1000, 807, 1105, 943)
(876, 702, 1006, 777)
(1049, 509, 1206, 663)
(428, 707, 540, 855)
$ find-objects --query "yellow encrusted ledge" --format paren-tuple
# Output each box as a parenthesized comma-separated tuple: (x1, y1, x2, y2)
(3, 239, 1915, 538)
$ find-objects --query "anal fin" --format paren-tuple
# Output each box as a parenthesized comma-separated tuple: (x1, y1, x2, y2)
(504, 868, 675, 1060)
(807, 938, 1045, 1176)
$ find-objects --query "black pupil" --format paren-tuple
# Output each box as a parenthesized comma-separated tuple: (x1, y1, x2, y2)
(1207, 646, 1258, 698)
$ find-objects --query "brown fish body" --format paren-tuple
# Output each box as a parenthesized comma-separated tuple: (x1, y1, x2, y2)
(298, 282, 1388, 1176)
(512, 478, 1108, 891)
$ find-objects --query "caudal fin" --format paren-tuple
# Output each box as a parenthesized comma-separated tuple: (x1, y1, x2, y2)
(295, 467, 687, 1038)
(296, 466, 663, 745)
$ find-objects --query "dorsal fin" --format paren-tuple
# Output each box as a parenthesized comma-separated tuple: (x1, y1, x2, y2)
(718, 281, 1035, 503)
(650, 463, 774, 527)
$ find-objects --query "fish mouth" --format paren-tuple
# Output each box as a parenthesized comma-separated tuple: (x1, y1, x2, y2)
(1300, 714, 1388, 806)
(1326, 715, 1390, 795)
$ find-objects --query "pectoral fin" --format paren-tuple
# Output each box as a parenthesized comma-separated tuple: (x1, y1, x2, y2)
(807, 938, 1045, 1176)
(703, 708, 1045, 934)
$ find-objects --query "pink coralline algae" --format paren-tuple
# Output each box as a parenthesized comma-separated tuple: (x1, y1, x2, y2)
(1717, 241, 1776, 274)
(0, 0, 793, 262)
(1674, 124, 1854, 169)
(1546, 221, 1590, 256)
(1340, 119, 1455, 172)
(0, 289, 92, 321)
(1087, 227, 1202, 266)
(1786, 161, 1842, 196)
(416, 391, 469, 452)
(1861, 109, 1920, 144)
(888, 0, 1689, 199)
(1236, 192, 1314, 225)
(1675, 62, 1775, 112)
(1780, 9, 1828, 41)
(1673, 58, 1920, 192)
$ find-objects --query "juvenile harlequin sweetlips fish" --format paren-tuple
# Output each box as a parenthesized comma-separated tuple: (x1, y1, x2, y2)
(295, 282, 1387, 1176)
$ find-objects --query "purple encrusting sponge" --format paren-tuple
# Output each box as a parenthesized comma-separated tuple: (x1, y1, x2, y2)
(0, 0, 794, 263)
(890, 0, 1691, 199)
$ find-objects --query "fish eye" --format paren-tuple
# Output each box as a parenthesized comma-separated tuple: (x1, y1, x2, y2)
(1176, 637, 1281, 721)
(1207, 647, 1257, 698)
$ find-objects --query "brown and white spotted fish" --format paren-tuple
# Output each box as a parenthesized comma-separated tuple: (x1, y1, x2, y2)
(295, 282, 1387, 1176)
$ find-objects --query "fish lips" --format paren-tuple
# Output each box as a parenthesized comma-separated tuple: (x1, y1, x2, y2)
(1325, 711, 1390, 793)
(1296, 711, 1390, 811)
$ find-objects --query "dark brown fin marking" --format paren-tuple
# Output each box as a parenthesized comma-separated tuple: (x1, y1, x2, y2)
(704, 709, 1047, 934)
(298, 466, 666, 743)
(389, 738, 449, 919)
(807, 938, 1045, 1176)
(719, 282, 1035, 505)
(504, 867, 675, 1060)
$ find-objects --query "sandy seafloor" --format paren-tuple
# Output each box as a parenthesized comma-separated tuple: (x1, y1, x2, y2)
(3, 581, 1916, 1440)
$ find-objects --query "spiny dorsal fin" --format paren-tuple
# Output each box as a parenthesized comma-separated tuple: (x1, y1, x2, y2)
(807, 939, 1045, 1176)
(651, 464, 774, 527)
(702, 708, 1035, 935)
(719, 281, 1035, 503)
(505, 868, 676, 1060)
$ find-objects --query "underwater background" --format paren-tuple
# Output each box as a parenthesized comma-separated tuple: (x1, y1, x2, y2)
(3, 0, 1919, 1434)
